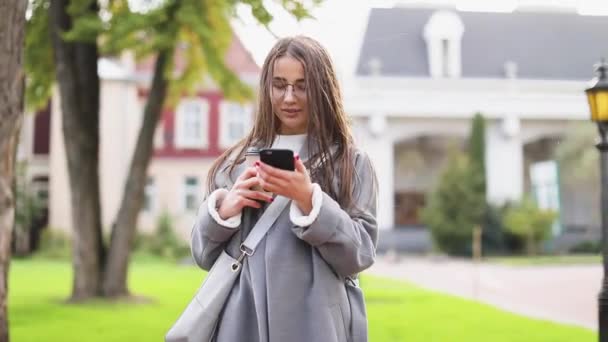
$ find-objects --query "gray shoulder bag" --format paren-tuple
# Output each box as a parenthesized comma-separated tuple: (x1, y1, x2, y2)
(165, 195, 290, 342)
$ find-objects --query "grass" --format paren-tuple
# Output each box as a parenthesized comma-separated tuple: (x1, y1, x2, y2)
(9, 257, 596, 342)
(486, 254, 601, 266)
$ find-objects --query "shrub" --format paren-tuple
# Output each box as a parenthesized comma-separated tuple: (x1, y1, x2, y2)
(36, 228, 72, 260)
(134, 210, 190, 261)
(421, 152, 485, 256)
(569, 240, 601, 254)
(503, 197, 557, 255)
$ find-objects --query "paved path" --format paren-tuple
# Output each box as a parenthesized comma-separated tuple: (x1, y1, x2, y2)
(366, 255, 601, 330)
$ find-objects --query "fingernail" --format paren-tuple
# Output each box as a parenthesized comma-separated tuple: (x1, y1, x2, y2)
(269, 197, 274, 202)
(295, 154, 300, 161)
(255, 161, 260, 167)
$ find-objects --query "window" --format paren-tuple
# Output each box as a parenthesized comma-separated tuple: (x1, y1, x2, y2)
(441, 38, 450, 78)
(220, 101, 253, 148)
(143, 177, 155, 212)
(183, 176, 199, 212)
(423, 11, 464, 78)
(175, 98, 209, 149)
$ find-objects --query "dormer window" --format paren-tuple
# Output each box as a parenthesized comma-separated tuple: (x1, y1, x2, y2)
(423, 11, 465, 78)
(441, 38, 450, 77)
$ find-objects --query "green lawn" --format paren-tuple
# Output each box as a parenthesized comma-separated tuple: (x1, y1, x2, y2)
(9, 257, 596, 342)
(487, 254, 601, 266)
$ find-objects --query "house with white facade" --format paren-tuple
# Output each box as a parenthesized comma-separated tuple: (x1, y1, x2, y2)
(345, 5, 605, 251)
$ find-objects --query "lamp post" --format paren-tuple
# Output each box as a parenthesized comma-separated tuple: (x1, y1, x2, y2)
(586, 60, 608, 341)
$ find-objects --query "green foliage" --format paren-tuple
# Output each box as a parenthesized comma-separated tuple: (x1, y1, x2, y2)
(480, 203, 507, 255)
(134, 210, 190, 260)
(25, 0, 322, 109)
(468, 113, 486, 194)
(569, 240, 601, 254)
(25, 0, 54, 110)
(503, 197, 557, 255)
(421, 152, 486, 256)
(35, 228, 72, 260)
(421, 114, 488, 256)
(100, 0, 322, 104)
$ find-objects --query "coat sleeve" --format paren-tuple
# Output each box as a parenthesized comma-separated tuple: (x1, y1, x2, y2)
(290, 151, 379, 278)
(190, 169, 240, 271)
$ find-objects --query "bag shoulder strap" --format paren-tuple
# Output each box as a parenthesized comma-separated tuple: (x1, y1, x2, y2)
(240, 195, 290, 255)
(229, 195, 289, 272)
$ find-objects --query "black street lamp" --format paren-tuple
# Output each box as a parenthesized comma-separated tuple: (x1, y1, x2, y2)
(586, 60, 608, 340)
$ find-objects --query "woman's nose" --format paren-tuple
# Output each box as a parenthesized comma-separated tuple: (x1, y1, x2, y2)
(284, 86, 296, 102)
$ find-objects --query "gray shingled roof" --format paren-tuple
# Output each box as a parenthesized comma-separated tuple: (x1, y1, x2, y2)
(356, 7, 608, 80)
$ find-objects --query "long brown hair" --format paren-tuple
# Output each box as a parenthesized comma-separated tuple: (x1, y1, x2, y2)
(207, 36, 358, 210)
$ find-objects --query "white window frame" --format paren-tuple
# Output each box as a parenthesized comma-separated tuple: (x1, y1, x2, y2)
(143, 177, 156, 213)
(174, 98, 209, 149)
(219, 100, 253, 149)
(182, 176, 200, 212)
(423, 10, 464, 79)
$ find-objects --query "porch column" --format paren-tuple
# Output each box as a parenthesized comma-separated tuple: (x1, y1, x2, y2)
(357, 114, 395, 230)
(485, 116, 524, 204)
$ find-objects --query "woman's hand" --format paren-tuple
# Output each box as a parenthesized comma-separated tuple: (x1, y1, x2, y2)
(256, 155, 314, 214)
(217, 167, 273, 220)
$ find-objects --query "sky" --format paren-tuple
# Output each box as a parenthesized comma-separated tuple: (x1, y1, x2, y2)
(230, 0, 608, 76)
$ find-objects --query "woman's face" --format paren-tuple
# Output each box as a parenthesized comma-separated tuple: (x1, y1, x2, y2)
(271, 55, 309, 135)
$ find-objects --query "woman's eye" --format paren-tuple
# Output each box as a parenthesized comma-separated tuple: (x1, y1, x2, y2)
(296, 84, 306, 92)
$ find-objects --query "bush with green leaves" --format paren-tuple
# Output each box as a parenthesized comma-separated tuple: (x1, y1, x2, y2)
(134, 210, 190, 260)
(421, 113, 489, 256)
(421, 151, 486, 256)
(569, 240, 601, 254)
(503, 197, 557, 255)
(36, 228, 72, 260)
(13, 161, 44, 256)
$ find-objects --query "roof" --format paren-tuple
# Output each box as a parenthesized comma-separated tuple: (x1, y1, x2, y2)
(356, 7, 608, 80)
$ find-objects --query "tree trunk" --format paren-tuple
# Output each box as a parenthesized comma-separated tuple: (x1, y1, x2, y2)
(0, 1, 27, 340)
(49, 0, 105, 301)
(102, 52, 168, 297)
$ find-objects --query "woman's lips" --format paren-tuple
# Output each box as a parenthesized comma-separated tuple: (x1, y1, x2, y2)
(282, 109, 301, 117)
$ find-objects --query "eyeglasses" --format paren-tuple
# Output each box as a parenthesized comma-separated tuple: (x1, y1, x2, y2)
(272, 81, 307, 99)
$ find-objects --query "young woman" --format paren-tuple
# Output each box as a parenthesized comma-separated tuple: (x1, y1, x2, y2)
(191, 35, 378, 342)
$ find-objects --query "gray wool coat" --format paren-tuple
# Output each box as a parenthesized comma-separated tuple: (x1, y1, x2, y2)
(190, 143, 378, 342)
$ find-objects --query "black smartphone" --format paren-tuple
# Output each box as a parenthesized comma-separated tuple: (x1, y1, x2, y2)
(259, 148, 295, 171)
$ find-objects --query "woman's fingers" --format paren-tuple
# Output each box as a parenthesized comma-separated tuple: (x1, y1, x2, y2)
(258, 173, 288, 192)
(236, 166, 258, 182)
(257, 162, 291, 180)
(237, 177, 261, 190)
(237, 189, 272, 202)
(260, 180, 286, 195)
(257, 165, 289, 185)
(240, 198, 262, 209)
(294, 156, 308, 176)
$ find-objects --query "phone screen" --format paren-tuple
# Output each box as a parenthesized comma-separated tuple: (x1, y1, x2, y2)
(259, 149, 295, 171)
